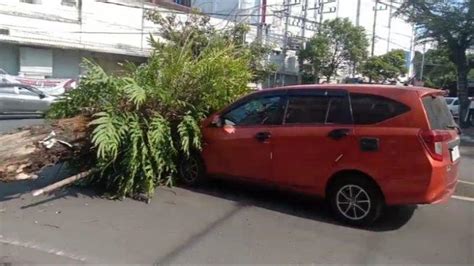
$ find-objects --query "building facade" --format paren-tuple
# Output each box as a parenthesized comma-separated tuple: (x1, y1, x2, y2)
(0, 0, 415, 87)
(0, 0, 194, 79)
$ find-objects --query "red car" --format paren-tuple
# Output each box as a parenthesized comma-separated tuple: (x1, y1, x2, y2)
(180, 85, 460, 225)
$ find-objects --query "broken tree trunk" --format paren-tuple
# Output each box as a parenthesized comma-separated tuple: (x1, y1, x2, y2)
(0, 116, 91, 181)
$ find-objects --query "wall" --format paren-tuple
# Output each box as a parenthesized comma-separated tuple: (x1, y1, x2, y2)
(0, 43, 19, 75)
(53, 49, 81, 78)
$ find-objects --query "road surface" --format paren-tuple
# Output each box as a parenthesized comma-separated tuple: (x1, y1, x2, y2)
(0, 119, 473, 264)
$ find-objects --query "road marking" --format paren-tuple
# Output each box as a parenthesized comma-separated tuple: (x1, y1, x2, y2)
(452, 195, 474, 202)
(0, 236, 87, 262)
(458, 180, 474, 186)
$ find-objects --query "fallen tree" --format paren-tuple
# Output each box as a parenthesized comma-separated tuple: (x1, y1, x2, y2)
(0, 12, 261, 199)
(0, 116, 90, 181)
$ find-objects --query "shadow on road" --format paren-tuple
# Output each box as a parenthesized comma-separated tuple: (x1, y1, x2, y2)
(185, 178, 417, 232)
(0, 163, 99, 205)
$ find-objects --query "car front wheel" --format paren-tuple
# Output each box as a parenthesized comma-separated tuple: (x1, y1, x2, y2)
(328, 177, 384, 226)
(178, 153, 205, 186)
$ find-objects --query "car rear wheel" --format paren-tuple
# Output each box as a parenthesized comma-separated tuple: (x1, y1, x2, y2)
(328, 177, 384, 226)
(178, 153, 205, 186)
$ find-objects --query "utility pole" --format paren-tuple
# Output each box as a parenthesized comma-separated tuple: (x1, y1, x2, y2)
(420, 43, 426, 82)
(319, 0, 324, 27)
(386, 1, 393, 53)
(282, 0, 290, 86)
(298, 0, 309, 84)
(356, 0, 361, 26)
(371, 0, 379, 57)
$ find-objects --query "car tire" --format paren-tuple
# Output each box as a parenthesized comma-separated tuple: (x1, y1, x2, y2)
(328, 176, 384, 226)
(178, 152, 206, 186)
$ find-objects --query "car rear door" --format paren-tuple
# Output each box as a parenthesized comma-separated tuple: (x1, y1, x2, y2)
(271, 89, 356, 193)
(0, 86, 23, 113)
(201, 91, 286, 183)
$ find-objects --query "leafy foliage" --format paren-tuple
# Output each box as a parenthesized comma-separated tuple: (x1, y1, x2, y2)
(48, 13, 253, 198)
(413, 48, 457, 90)
(360, 49, 408, 83)
(396, 0, 473, 127)
(299, 18, 369, 82)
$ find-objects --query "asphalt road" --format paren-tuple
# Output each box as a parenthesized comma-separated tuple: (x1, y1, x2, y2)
(0, 120, 473, 264)
(0, 118, 44, 134)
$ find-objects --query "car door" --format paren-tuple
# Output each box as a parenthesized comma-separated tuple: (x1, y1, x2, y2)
(271, 89, 356, 194)
(17, 86, 48, 113)
(201, 91, 286, 182)
(0, 86, 23, 113)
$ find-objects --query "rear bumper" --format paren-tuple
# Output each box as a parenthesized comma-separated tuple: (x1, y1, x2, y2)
(383, 160, 460, 205)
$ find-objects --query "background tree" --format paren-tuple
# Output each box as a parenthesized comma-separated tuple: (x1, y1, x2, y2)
(413, 48, 458, 91)
(360, 49, 408, 83)
(299, 18, 368, 83)
(397, 0, 473, 127)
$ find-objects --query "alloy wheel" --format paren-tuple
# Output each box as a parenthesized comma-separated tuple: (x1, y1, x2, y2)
(335, 184, 371, 221)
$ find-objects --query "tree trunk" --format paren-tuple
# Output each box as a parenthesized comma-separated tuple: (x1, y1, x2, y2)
(454, 50, 470, 128)
(0, 116, 90, 181)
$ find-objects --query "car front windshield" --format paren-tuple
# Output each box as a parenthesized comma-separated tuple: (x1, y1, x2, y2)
(445, 98, 454, 104)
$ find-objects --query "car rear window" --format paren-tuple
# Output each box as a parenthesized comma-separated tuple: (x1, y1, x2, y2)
(422, 95, 455, 130)
(350, 93, 410, 124)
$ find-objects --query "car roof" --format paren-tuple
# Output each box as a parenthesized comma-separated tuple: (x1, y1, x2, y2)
(260, 84, 441, 97)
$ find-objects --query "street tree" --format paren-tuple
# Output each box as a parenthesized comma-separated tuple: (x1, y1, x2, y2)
(397, 0, 474, 127)
(360, 49, 408, 83)
(413, 48, 457, 90)
(299, 18, 368, 83)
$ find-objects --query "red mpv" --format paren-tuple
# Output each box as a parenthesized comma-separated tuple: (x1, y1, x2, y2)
(180, 85, 460, 225)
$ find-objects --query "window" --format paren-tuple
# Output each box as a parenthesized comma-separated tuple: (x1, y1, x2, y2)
(285, 96, 329, 124)
(326, 96, 352, 124)
(20, 0, 41, 4)
(445, 98, 454, 105)
(223, 96, 284, 126)
(422, 95, 455, 130)
(18, 87, 38, 97)
(350, 93, 410, 124)
(61, 0, 77, 7)
(285, 94, 352, 124)
(453, 99, 459, 105)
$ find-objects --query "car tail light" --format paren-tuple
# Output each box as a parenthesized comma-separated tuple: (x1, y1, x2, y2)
(420, 130, 451, 161)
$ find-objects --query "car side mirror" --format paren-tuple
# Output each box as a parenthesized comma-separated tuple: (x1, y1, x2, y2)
(211, 115, 223, 128)
(39, 93, 46, 99)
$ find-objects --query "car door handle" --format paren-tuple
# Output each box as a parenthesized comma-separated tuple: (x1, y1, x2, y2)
(255, 131, 271, 142)
(328, 128, 350, 140)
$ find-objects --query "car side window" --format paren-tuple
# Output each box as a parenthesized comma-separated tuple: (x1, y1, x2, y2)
(453, 99, 459, 105)
(285, 92, 352, 125)
(285, 95, 329, 124)
(326, 96, 352, 124)
(222, 95, 284, 126)
(18, 87, 38, 96)
(350, 93, 410, 125)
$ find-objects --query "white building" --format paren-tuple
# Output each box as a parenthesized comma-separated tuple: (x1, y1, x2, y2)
(0, 0, 415, 87)
(192, 0, 415, 85)
(0, 0, 195, 79)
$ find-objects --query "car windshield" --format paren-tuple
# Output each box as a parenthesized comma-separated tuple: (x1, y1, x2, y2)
(445, 98, 454, 104)
(422, 95, 456, 130)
